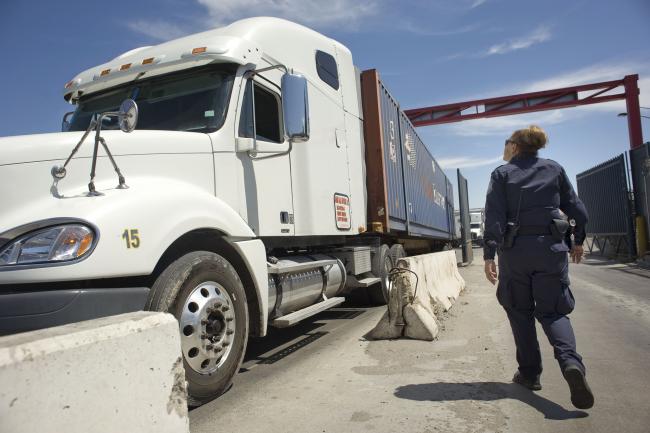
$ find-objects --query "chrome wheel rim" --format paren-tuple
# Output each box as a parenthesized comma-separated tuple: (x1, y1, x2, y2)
(179, 281, 236, 374)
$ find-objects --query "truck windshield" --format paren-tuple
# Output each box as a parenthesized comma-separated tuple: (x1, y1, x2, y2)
(68, 64, 236, 133)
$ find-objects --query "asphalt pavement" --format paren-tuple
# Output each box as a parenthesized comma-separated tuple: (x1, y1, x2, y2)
(189, 249, 650, 433)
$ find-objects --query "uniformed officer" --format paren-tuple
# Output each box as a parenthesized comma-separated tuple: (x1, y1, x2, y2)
(483, 125, 594, 409)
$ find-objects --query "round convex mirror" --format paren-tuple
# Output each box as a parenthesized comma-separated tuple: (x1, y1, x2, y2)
(118, 99, 139, 133)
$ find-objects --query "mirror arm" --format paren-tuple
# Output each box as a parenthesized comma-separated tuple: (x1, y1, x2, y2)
(88, 112, 129, 194)
(52, 118, 97, 179)
(243, 63, 291, 157)
(248, 140, 293, 160)
(245, 64, 288, 78)
(51, 99, 136, 194)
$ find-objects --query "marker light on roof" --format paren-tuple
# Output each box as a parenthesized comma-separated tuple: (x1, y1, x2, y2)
(65, 80, 74, 89)
(119, 63, 132, 71)
(100, 68, 111, 77)
(191, 47, 207, 55)
(141, 57, 155, 65)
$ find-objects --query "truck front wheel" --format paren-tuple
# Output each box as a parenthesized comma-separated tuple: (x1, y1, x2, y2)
(147, 251, 248, 406)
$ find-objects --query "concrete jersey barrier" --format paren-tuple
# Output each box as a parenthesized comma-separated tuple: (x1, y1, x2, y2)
(368, 250, 466, 340)
(0, 311, 189, 433)
(403, 250, 466, 312)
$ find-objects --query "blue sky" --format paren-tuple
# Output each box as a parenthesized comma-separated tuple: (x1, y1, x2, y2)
(1, 0, 649, 208)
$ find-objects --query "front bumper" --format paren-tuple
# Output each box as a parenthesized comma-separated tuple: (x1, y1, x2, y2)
(0, 286, 150, 335)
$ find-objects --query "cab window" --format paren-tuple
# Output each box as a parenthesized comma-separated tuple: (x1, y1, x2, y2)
(238, 80, 283, 143)
(315, 50, 339, 90)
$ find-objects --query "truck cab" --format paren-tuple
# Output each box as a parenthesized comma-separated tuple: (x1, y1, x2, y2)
(0, 17, 454, 405)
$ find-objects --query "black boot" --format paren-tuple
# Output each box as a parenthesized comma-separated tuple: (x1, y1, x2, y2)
(563, 364, 594, 409)
(512, 371, 542, 391)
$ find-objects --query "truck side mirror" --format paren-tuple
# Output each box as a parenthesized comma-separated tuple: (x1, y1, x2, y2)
(61, 112, 74, 132)
(281, 73, 309, 142)
(118, 99, 139, 133)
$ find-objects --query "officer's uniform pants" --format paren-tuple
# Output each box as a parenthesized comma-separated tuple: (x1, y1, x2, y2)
(496, 235, 585, 379)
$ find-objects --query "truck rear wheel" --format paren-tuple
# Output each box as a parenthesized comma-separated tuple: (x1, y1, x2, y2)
(147, 251, 248, 406)
(368, 244, 392, 305)
(389, 243, 406, 265)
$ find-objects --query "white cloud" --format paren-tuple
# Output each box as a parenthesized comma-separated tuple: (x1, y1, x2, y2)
(126, 20, 188, 41)
(126, 0, 379, 39)
(521, 62, 644, 92)
(437, 155, 502, 169)
(517, 61, 650, 114)
(442, 110, 567, 137)
(439, 25, 551, 62)
(484, 25, 551, 56)
(197, 0, 379, 28)
(469, 0, 487, 9)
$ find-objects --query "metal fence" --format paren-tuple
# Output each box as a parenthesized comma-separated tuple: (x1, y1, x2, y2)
(576, 153, 635, 258)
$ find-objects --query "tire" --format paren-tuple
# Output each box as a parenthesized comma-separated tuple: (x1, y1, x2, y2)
(389, 243, 406, 266)
(147, 251, 248, 406)
(367, 244, 393, 305)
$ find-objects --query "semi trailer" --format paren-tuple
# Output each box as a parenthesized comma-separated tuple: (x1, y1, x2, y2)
(0, 17, 455, 404)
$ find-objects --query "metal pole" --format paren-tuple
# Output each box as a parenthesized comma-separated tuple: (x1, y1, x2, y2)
(624, 75, 643, 150)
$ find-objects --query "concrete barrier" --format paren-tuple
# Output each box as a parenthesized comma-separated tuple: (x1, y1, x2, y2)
(401, 250, 466, 312)
(0, 312, 189, 433)
(368, 250, 466, 341)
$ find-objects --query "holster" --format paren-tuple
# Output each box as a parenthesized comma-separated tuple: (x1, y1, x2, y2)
(549, 218, 570, 241)
(502, 222, 519, 249)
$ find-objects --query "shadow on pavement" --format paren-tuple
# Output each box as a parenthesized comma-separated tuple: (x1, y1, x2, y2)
(242, 307, 371, 368)
(582, 256, 650, 278)
(394, 382, 588, 420)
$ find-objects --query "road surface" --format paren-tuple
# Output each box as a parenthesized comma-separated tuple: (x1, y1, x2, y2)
(190, 251, 650, 433)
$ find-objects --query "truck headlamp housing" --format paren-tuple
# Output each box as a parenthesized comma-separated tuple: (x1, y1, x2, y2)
(0, 225, 96, 266)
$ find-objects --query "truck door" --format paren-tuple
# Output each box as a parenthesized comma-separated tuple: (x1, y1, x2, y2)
(236, 75, 294, 236)
(289, 48, 352, 236)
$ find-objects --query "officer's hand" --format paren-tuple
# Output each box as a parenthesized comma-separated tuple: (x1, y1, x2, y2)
(570, 245, 584, 264)
(484, 260, 497, 285)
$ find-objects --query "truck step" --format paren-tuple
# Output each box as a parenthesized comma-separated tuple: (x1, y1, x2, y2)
(345, 275, 382, 288)
(271, 297, 345, 328)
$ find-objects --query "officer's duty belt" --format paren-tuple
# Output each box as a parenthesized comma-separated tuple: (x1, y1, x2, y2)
(517, 225, 552, 236)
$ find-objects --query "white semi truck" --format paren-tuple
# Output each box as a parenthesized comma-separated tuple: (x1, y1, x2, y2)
(0, 17, 456, 403)
(469, 208, 485, 246)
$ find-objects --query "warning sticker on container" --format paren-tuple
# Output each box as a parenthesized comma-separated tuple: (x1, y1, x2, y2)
(334, 193, 351, 230)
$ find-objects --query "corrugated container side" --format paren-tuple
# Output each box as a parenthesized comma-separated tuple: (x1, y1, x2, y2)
(398, 110, 453, 238)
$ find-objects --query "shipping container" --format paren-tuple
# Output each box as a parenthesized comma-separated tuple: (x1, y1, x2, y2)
(360, 69, 455, 243)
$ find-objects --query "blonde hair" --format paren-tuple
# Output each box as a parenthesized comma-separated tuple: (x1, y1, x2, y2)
(509, 125, 548, 155)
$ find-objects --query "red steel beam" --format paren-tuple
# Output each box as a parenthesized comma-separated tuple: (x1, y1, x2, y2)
(405, 74, 643, 149)
(623, 75, 644, 149)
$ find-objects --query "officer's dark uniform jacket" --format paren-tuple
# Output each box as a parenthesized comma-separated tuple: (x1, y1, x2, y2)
(484, 155, 588, 261)
(483, 154, 589, 378)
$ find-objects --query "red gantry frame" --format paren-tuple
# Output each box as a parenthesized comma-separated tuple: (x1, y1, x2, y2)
(405, 74, 643, 149)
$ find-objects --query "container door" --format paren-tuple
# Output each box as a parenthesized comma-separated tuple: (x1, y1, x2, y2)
(378, 83, 408, 231)
(457, 169, 473, 264)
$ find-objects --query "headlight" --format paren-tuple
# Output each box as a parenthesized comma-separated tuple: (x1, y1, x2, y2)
(0, 225, 95, 266)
